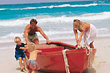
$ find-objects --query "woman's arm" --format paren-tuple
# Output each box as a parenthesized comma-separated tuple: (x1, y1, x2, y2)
(73, 28, 78, 44)
(77, 31, 84, 45)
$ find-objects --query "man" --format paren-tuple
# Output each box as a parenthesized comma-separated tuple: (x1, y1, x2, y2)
(24, 19, 50, 44)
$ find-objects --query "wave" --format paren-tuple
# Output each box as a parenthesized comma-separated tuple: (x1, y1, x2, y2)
(98, 28, 109, 31)
(2, 3, 110, 11)
(0, 8, 5, 11)
(0, 3, 98, 11)
(0, 8, 5, 10)
(0, 12, 110, 26)
(0, 19, 29, 26)
(0, 33, 23, 43)
(0, 31, 73, 38)
(0, 31, 73, 43)
(0, 27, 109, 43)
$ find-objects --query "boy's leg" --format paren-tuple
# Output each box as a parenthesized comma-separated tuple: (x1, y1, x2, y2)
(19, 57, 23, 70)
(23, 58, 28, 71)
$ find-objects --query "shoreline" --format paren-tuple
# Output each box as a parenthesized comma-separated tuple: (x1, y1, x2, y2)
(0, 35, 110, 50)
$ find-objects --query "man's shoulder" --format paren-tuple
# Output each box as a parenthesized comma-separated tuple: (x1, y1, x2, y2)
(26, 24, 30, 28)
(36, 26, 41, 30)
(36, 25, 40, 28)
(25, 24, 30, 30)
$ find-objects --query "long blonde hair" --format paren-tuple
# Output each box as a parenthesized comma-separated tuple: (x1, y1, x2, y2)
(73, 19, 84, 31)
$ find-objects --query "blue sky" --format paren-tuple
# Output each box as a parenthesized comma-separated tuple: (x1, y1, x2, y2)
(0, 0, 93, 5)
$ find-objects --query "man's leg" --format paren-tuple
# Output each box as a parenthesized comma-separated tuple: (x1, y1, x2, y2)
(33, 39, 39, 44)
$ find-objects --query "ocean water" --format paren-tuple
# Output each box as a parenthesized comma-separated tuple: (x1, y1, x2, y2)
(0, 1, 110, 49)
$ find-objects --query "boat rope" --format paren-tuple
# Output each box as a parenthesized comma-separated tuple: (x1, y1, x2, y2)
(86, 46, 92, 56)
(76, 44, 93, 68)
(62, 49, 70, 73)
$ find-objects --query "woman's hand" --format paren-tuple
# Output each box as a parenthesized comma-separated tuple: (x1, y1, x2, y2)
(76, 39, 79, 44)
(77, 41, 80, 46)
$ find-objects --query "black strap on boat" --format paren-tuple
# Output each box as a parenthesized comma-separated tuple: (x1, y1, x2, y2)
(46, 43, 75, 49)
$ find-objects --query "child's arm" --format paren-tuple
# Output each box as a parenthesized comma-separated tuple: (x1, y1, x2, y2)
(37, 50, 42, 54)
(20, 45, 28, 50)
(20, 47, 27, 50)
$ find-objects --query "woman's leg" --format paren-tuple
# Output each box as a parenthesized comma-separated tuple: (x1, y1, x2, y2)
(23, 58, 28, 71)
(89, 41, 94, 48)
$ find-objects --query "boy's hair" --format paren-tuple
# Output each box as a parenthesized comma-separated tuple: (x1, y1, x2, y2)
(28, 42, 36, 51)
(14, 37, 21, 43)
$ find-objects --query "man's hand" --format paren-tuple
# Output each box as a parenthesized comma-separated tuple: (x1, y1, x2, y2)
(46, 40, 51, 44)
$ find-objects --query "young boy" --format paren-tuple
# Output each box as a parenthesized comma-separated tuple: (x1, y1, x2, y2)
(14, 37, 27, 72)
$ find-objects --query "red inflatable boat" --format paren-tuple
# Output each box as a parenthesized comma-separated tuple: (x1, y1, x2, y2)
(26, 41, 96, 73)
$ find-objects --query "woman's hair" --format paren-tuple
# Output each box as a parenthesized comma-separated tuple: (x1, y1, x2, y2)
(14, 37, 21, 43)
(73, 19, 84, 30)
(30, 19, 38, 24)
(28, 42, 36, 51)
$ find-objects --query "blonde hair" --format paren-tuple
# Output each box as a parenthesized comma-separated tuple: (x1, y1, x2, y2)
(73, 19, 84, 31)
(28, 42, 36, 51)
(14, 37, 21, 43)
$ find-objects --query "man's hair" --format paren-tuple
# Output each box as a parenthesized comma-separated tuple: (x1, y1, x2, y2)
(14, 37, 21, 43)
(30, 19, 37, 24)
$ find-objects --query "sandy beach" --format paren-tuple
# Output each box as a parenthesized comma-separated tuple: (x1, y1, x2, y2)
(0, 36, 110, 73)
(0, 0, 110, 73)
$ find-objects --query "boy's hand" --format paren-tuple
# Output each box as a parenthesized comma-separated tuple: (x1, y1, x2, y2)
(38, 50, 42, 53)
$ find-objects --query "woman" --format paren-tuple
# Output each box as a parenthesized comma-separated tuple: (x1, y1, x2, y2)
(73, 19, 97, 48)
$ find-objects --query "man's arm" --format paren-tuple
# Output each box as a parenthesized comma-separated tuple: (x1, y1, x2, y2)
(24, 25, 30, 44)
(37, 26, 50, 43)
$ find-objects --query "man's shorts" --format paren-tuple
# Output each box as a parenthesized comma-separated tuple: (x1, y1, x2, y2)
(28, 33, 38, 42)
